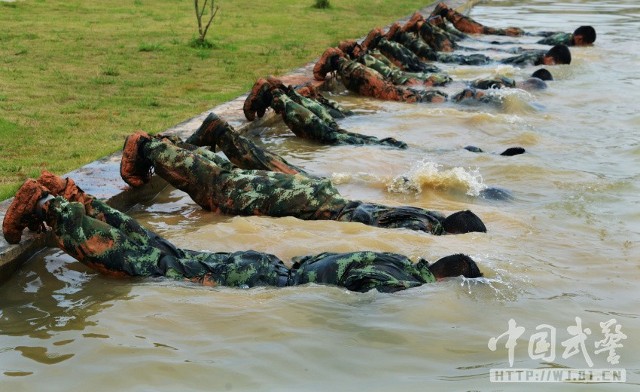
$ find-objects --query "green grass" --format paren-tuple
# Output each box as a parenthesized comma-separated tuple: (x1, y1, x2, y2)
(0, 0, 427, 200)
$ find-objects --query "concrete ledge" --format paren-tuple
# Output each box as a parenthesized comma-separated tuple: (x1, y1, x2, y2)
(0, 1, 457, 283)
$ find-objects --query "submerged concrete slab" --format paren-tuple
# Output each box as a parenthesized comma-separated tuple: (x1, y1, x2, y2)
(0, 1, 459, 283)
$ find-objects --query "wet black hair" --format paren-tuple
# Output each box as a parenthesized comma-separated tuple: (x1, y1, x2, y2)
(531, 68, 553, 81)
(500, 147, 526, 156)
(545, 44, 571, 65)
(573, 25, 596, 44)
(428, 254, 483, 279)
(442, 210, 487, 234)
(479, 187, 513, 201)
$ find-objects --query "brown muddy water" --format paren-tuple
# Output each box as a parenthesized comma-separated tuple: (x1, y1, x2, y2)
(1, 1, 639, 390)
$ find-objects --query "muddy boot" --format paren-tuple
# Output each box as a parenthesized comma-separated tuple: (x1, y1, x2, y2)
(186, 112, 234, 149)
(361, 27, 384, 51)
(120, 131, 153, 187)
(337, 40, 361, 59)
(430, 2, 449, 19)
(313, 47, 344, 81)
(2, 179, 50, 244)
(385, 23, 402, 40)
(243, 78, 274, 121)
(402, 12, 424, 33)
(37, 170, 92, 205)
(265, 76, 288, 92)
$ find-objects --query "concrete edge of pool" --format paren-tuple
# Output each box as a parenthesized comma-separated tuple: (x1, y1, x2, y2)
(0, 1, 462, 283)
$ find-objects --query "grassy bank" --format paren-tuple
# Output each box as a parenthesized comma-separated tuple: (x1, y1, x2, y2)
(0, 0, 430, 200)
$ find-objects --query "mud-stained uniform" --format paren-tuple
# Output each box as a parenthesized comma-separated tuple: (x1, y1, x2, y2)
(43, 196, 437, 291)
(283, 88, 341, 129)
(500, 50, 546, 66)
(369, 37, 441, 73)
(140, 138, 453, 235)
(270, 89, 407, 148)
(445, 10, 524, 37)
(143, 137, 348, 219)
(536, 32, 573, 46)
(358, 52, 452, 87)
(389, 28, 490, 66)
(183, 117, 309, 177)
(414, 20, 458, 52)
(334, 57, 448, 103)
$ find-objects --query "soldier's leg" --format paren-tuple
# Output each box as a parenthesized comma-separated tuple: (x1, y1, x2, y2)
(285, 89, 339, 128)
(442, 6, 523, 36)
(120, 132, 225, 211)
(273, 90, 407, 148)
(271, 90, 341, 144)
(186, 112, 308, 176)
(40, 196, 173, 277)
(122, 131, 349, 219)
(37, 171, 182, 257)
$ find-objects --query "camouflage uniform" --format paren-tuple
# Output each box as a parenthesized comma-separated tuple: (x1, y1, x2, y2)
(368, 36, 441, 73)
(282, 88, 341, 129)
(140, 138, 450, 235)
(358, 52, 451, 87)
(470, 76, 516, 90)
(270, 89, 408, 149)
(184, 114, 309, 176)
(415, 18, 458, 52)
(43, 196, 435, 291)
(291, 251, 435, 293)
(537, 32, 573, 46)
(444, 10, 524, 36)
(500, 50, 545, 66)
(334, 56, 448, 103)
(143, 137, 347, 219)
(388, 27, 490, 66)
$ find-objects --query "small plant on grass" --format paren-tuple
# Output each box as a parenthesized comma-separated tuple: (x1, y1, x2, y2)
(192, 0, 219, 48)
(139, 42, 164, 52)
(313, 0, 330, 9)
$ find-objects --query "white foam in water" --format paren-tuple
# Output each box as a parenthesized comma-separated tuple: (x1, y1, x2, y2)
(387, 159, 487, 196)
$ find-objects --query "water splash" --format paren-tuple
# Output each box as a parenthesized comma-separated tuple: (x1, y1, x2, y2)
(387, 160, 487, 196)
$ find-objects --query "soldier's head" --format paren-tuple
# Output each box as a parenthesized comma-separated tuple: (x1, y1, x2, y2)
(531, 68, 553, 81)
(428, 254, 484, 279)
(572, 26, 596, 46)
(442, 210, 487, 234)
(541, 45, 571, 65)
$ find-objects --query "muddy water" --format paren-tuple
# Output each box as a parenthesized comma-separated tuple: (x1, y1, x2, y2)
(1, 0, 639, 390)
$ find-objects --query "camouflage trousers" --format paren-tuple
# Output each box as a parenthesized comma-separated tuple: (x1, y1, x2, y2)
(182, 114, 309, 176)
(142, 138, 448, 235)
(336, 58, 447, 104)
(43, 196, 434, 291)
(270, 90, 407, 149)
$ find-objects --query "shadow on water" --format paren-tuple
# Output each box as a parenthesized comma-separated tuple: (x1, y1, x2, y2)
(0, 249, 133, 371)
